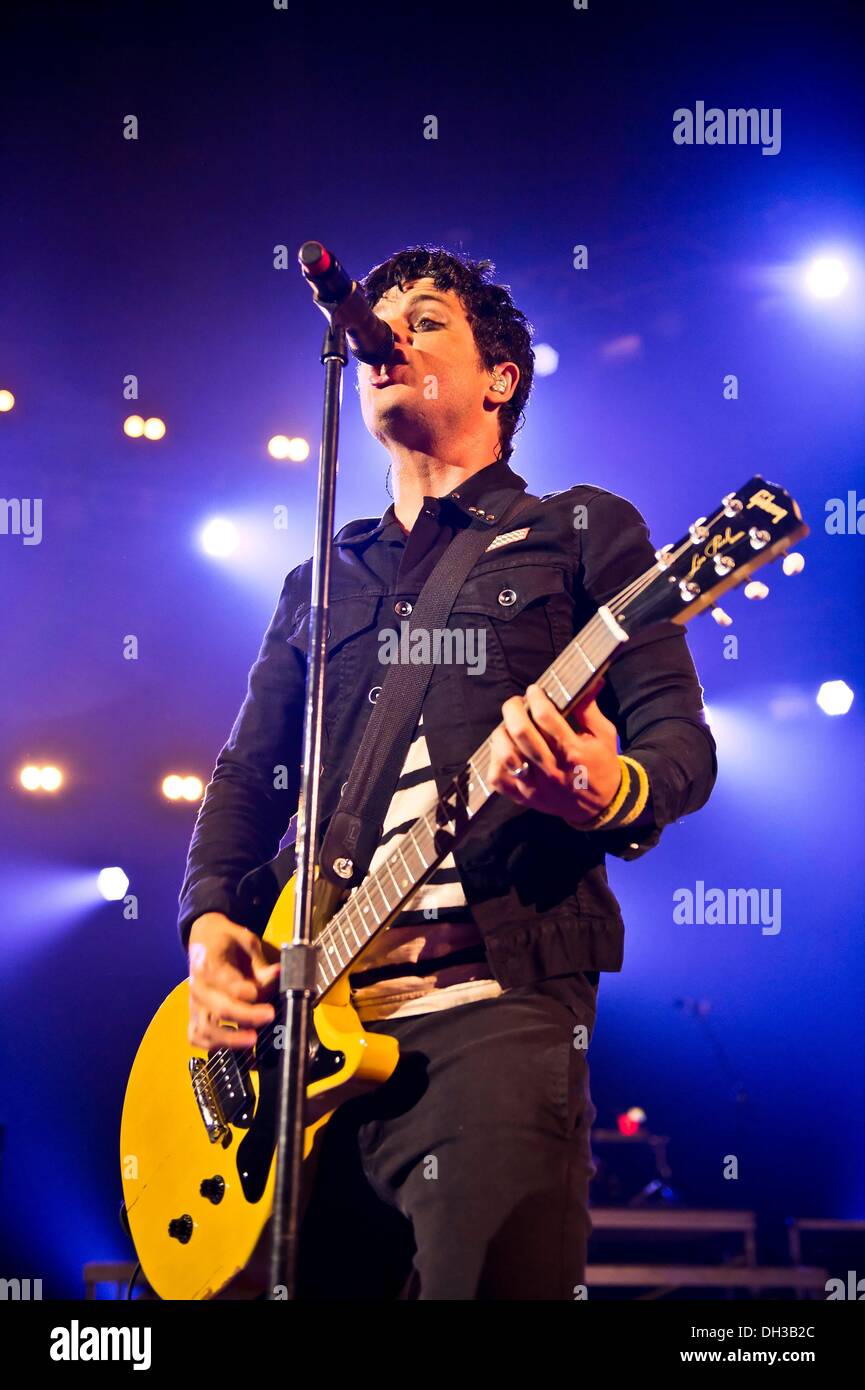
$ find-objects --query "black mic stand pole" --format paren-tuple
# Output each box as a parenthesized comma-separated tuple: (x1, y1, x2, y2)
(267, 312, 347, 1300)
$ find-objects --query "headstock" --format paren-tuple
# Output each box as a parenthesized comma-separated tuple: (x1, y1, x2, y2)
(614, 476, 808, 634)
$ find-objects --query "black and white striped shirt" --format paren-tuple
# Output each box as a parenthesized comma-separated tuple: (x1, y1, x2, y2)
(348, 715, 503, 1022)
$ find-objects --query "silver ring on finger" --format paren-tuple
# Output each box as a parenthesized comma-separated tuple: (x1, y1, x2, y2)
(511, 759, 531, 780)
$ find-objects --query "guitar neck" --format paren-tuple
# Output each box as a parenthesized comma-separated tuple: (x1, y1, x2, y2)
(313, 601, 631, 998)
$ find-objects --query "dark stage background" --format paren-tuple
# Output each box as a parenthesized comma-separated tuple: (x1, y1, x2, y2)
(1, 0, 863, 1297)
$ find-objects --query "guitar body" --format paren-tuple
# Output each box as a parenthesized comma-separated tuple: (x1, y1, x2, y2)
(119, 873, 400, 1300)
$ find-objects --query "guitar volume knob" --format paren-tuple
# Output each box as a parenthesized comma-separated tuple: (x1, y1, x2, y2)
(168, 1214, 194, 1243)
(199, 1176, 226, 1204)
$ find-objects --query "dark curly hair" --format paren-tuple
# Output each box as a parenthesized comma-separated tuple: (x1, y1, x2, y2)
(361, 246, 535, 463)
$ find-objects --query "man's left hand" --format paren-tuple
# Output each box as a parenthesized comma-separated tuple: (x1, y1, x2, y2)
(488, 683, 621, 826)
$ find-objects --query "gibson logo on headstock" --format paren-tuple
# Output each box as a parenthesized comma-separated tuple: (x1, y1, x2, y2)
(746, 488, 788, 523)
(687, 526, 745, 580)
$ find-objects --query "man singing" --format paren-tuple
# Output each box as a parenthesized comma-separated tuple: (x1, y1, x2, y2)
(179, 247, 717, 1299)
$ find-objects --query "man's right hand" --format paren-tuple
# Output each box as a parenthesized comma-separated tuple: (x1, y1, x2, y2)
(187, 912, 280, 1052)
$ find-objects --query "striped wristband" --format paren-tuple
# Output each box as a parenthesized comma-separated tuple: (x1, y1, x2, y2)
(571, 755, 650, 832)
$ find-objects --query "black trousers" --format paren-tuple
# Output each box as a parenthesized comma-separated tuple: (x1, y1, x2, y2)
(297, 976, 599, 1301)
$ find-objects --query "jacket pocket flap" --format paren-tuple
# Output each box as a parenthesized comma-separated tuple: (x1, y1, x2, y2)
(452, 564, 567, 618)
(286, 595, 382, 655)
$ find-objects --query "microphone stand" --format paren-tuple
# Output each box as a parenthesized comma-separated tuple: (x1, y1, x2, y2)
(268, 317, 347, 1299)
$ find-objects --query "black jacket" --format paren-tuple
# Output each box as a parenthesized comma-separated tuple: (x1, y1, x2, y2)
(178, 460, 717, 985)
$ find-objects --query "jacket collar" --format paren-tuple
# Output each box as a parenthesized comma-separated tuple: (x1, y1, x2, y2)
(336, 458, 529, 547)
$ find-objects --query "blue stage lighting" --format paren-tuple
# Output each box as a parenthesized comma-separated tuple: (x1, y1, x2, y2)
(97, 867, 130, 901)
(816, 680, 854, 716)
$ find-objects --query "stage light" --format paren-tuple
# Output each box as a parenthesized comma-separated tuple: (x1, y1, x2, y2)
(286, 436, 310, 462)
(162, 773, 204, 801)
(97, 867, 129, 901)
(19, 764, 63, 792)
(616, 1109, 645, 1137)
(143, 416, 166, 440)
(816, 680, 854, 716)
(0, 388, 15, 412)
(181, 775, 204, 801)
(268, 434, 291, 460)
(161, 774, 184, 800)
(123, 415, 145, 437)
(269, 434, 310, 462)
(804, 255, 850, 300)
(534, 344, 559, 377)
(201, 517, 239, 558)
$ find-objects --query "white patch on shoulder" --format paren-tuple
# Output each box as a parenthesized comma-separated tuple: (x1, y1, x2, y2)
(485, 526, 531, 552)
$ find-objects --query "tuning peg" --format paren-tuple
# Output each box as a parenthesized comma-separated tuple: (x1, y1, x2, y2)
(710, 605, 733, 627)
(782, 551, 805, 576)
(744, 581, 770, 601)
(654, 543, 674, 570)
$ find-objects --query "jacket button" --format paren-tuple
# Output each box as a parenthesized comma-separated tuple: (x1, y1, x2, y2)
(394, 599, 413, 617)
(368, 686, 382, 703)
(498, 588, 517, 607)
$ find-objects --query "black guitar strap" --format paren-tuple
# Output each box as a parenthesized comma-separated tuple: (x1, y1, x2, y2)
(234, 487, 538, 931)
(318, 488, 538, 890)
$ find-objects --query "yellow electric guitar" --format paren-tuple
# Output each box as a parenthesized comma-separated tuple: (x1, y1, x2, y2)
(120, 477, 807, 1299)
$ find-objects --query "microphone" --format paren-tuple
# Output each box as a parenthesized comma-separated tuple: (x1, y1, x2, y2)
(298, 242, 394, 366)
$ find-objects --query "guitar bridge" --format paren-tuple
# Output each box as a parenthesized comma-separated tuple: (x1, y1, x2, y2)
(189, 1052, 255, 1144)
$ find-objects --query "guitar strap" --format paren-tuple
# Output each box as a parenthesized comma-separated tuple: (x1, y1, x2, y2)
(235, 487, 538, 930)
(319, 487, 539, 890)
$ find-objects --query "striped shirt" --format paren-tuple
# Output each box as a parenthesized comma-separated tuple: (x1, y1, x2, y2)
(348, 715, 503, 1023)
